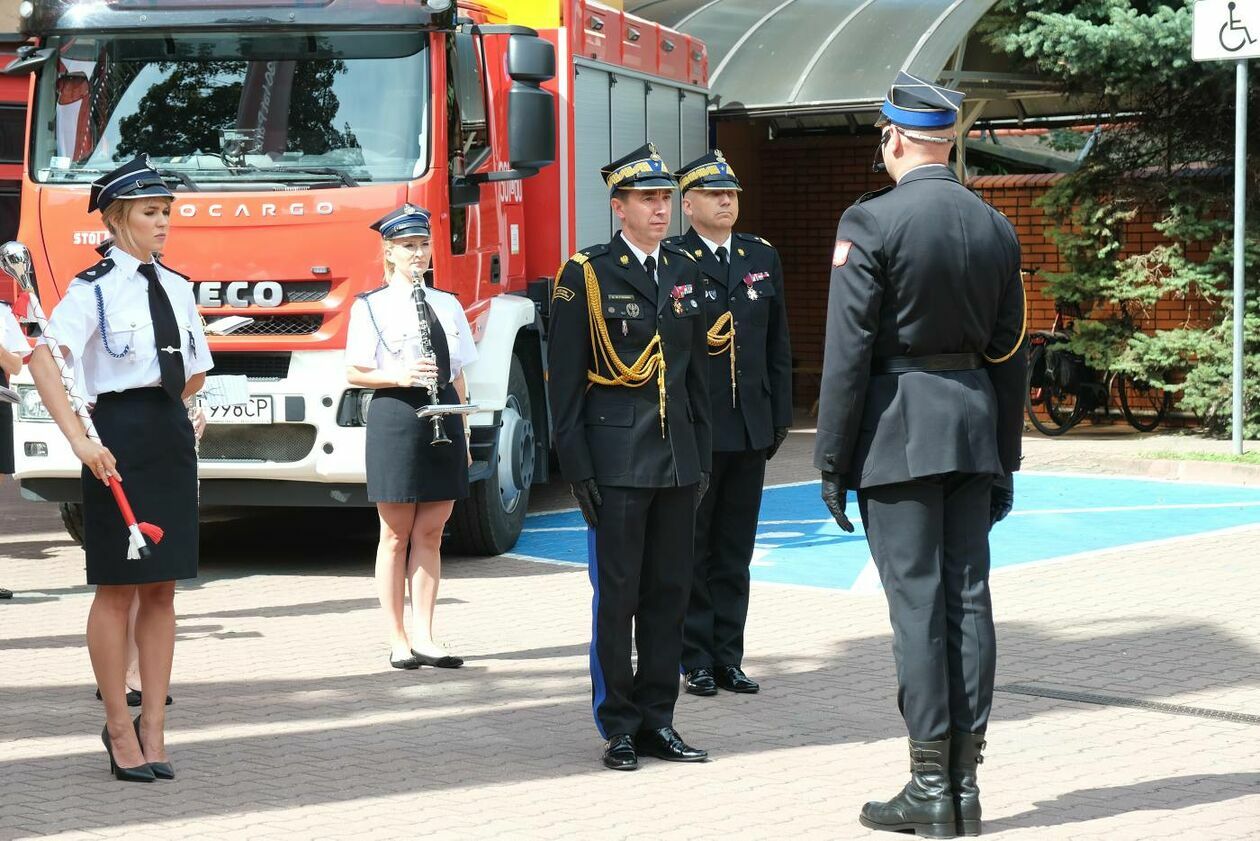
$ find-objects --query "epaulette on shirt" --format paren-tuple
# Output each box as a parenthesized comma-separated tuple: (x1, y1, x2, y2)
(735, 232, 773, 249)
(567, 243, 609, 266)
(661, 240, 696, 262)
(356, 284, 388, 301)
(76, 258, 114, 283)
(857, 185, 895, 204)
(155, 257, 189, 281)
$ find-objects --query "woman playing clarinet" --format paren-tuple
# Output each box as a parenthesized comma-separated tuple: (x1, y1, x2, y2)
(28, 156, 211, 782)
(345, 204, 478, 671)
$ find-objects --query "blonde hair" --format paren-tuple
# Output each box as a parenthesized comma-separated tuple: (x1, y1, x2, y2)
(100, 197, 172, 258)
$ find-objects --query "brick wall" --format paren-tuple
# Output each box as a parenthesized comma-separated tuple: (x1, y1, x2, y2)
(713, 122, 1220, 406)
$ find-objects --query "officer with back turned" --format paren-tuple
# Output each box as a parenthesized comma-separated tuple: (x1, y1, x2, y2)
(547, 142, 712, 772)
(814, 72, 1027, 838)
(665, 150, 792, 698)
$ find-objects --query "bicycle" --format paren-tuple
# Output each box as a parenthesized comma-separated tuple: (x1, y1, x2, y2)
(1025, 300, 1173, 436)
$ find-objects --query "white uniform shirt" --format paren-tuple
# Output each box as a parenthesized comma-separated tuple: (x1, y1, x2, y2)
(698, 233, 734, 262)
(43, 247, 213, 396)
(0, 302, 28, 356)
(345, 279, 478, 379)
(618, 232, 661, 280)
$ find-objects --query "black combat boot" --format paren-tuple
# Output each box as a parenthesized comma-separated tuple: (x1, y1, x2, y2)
(858, 737, 956, 838)
(950, 731, 985, 836)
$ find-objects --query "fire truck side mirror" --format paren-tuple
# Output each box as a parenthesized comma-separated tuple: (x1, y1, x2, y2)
(3, 46, 54, 76)
(505, 34, 555, 173)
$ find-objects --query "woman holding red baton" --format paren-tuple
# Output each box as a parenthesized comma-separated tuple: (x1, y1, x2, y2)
(28, 156, 212, 782)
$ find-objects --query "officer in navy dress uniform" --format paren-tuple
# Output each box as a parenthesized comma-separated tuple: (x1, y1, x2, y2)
(345, 204, 478, 671)
(547, 143, 713, 771)
(28, 155, 212, 782)
(665, 151, 792, 697)
(814, 73, 1026, 837)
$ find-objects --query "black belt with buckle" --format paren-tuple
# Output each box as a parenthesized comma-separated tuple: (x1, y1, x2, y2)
(873, 353, 984, 375)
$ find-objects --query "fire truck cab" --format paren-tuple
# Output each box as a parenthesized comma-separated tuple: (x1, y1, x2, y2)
(6, 0, 709, 555)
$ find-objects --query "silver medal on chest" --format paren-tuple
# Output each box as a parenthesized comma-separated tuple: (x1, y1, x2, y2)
(746, 286, 759, 301)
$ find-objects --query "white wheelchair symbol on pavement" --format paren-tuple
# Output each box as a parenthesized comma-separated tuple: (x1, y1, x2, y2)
(1220, 1, 1257, 51)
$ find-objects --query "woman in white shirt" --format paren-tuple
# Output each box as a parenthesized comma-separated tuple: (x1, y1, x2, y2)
(28, 156, 212, 783)
(1, 297, 30, 600)
(346, 204, 478, 670)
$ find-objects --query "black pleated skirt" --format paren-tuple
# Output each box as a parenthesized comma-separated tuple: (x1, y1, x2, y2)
(82, 388, 198, 585)
(366, 385, 469, 503)
(0, 374, 12, 475)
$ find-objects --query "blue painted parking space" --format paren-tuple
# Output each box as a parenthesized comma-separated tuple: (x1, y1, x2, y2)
(510, 474, 1260, 591)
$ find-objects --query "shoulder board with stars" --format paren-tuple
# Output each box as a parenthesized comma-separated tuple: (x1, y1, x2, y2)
(735, 232, 773, 249)
(568, 243, 609, 267)
(155, 258, 190, 281)
(356, 284, 389, 300)
(75, 258, 114, 283)
(857, 185, 895, 204)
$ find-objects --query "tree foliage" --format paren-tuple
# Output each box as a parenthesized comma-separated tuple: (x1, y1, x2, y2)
(981, 1, 1260, 436)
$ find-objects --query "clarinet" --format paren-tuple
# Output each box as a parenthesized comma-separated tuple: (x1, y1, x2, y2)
(411, 268, 452, 446)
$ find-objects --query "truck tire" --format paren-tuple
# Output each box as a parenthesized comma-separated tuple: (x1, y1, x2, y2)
(447, 354, 534, 556)
(60, 502, 85, 546)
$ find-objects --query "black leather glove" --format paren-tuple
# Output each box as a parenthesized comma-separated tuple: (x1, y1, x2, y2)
(766, 426, 789, 461)
(696, 471, 710, 502)
(990, 472, 1014, 527)
(820, 471, 854, 533)
(571, 479, 602, 529)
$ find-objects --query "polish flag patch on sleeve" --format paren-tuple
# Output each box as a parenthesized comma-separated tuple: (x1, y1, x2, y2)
(833, 240, 852, 267)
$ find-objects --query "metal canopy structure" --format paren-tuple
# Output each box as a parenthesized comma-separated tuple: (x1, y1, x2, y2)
(624, 0, 1074, 127)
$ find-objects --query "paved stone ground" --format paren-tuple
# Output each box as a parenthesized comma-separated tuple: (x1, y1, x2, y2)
(2, 430, 1259, 840)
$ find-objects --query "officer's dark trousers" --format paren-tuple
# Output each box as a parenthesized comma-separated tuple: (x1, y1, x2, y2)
(682, 449, 766, 670)
(588, 483, 697, 738)
(858, 472, 997, 741)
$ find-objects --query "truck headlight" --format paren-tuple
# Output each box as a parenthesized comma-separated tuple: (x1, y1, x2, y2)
(17, 385, 52, 421)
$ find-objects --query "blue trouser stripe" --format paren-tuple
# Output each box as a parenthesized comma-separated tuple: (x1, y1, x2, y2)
(587, 526, 608, 738)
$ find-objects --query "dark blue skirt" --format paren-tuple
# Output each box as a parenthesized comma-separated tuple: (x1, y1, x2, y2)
(366, 385, 469, 504)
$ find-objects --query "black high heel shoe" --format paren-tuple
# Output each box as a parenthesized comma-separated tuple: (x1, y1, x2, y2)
(95, 688, 170, 706)
(133, 715, 174, 780)
(101, 724, 155, 783)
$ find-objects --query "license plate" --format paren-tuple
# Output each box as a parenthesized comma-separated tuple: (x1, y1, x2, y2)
(202, 395, 273, 425)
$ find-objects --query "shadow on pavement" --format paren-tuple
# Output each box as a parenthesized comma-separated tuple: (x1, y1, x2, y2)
(1, 617, 1258, 837)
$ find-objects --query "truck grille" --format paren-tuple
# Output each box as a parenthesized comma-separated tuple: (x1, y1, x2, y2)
(209, 352, 292, 381)
(282, 281, 332, 303)
(230, 315, 323, 336)
(198, 424, 317, 462)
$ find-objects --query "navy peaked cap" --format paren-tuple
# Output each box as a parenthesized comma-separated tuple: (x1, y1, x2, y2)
(601, 142, 676, 195)
(676, 150, 742, 193)
(88, 155, 174, 214)
(370, 204, 432, 240)
(876, 71, 965, 129)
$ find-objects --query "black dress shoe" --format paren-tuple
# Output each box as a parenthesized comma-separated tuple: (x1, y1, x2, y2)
(411, 650, 464, 668)
(602, 734, 638, 771)
(134, 715, 174, 780)
(390, 654, 421, 670)
(0, 587, 12, 599)
(715, 665, 760, 694)
(684, 667, 718, 697)
(101, 724, 155, 783)
(95, 688, 168, 707)
(636, 726, 708, 762)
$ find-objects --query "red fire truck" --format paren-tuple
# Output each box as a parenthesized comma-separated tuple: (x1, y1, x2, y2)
(6, 0, 709, 554)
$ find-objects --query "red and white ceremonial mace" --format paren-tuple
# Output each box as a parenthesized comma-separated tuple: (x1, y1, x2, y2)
(1, 241, 164, 560)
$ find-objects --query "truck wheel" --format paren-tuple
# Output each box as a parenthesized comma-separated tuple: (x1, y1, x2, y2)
(60, 502, 85, 546)
(447, 354, 534, 556)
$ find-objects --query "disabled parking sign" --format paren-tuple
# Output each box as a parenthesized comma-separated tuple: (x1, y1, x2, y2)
(1193, 0, 1260, 61)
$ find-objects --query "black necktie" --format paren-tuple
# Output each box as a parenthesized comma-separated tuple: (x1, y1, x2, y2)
(140, 263, 185, 402)
(643, 255, 657, 283)
(715, 245, 728, 266)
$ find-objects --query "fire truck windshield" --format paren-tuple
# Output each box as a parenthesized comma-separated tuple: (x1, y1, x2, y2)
(30, 31, 431, 188)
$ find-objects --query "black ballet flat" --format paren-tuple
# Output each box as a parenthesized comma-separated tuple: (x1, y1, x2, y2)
(390, 654, 422, 670)
(411, 650, 464, 669)
(133, 715, 174, 780)
(95, 688, 169, 706)
(101, 724, 155, 783)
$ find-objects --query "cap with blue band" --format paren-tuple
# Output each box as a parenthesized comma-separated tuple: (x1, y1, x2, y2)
(876, 71, 965, 130)
(88, 155, 174, 214)
(370, 204, 432, 240)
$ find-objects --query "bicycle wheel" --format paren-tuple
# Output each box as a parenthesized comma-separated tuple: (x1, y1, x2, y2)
(1118, 373, 1171, 432)
(1026, 344, 1085, 436)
